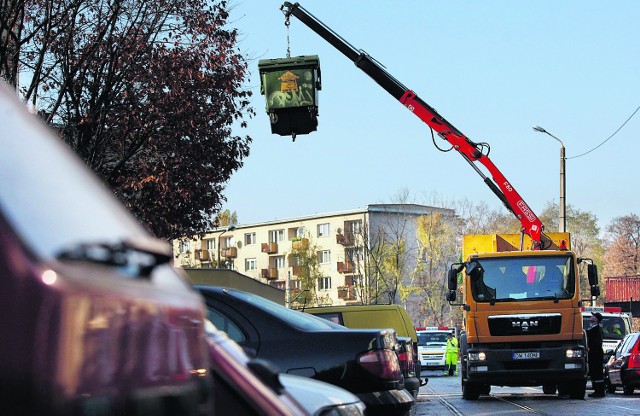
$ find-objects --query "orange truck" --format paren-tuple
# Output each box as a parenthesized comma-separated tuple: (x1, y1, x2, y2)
(446, 233, 601, 400)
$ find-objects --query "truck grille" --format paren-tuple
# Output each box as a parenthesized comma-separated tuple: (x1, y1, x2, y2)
(488, 313, 561, 336)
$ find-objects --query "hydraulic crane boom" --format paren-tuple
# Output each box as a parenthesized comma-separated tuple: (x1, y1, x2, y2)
(281, 2, 546, 248)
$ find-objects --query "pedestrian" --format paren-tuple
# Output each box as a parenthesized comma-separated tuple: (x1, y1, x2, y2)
(586, 312, 605, 398)
(444, 332, 459, 376)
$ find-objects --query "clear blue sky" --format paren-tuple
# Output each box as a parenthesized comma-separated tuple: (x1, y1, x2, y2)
(223, 1, 639, 233)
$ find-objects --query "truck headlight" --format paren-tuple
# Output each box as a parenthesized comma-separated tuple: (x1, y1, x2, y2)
(566, 349, 584, 358)
(469, 352, 486, 361)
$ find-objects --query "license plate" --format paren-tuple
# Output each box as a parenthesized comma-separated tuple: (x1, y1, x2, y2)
(512, 352, 540, 360)
(424, 362, 440, 366)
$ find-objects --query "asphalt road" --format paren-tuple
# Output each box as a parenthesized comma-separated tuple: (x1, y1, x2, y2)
(414, 369, 640, 416)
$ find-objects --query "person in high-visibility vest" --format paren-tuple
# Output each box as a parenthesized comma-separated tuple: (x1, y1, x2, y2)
(444, 332, 459, 376)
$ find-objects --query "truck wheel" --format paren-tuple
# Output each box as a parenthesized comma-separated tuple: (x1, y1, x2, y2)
(542, 384, 557, 394)
(567, 381, 586, 399)
(462, 380, 480, 400)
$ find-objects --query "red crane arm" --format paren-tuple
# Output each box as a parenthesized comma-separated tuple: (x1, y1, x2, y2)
(281, 2, 544, 247)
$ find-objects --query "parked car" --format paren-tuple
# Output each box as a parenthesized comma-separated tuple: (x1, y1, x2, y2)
(605, 332, 640, 395)
(0, 82, 214, 415)
(197, 286, 415, 416)
(0, 82, 328, 416)
(205, 320, 366, 415)
(303, 304, 424, 397)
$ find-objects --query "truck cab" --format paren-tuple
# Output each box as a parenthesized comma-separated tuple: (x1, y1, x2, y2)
(446, 233, 601, 400)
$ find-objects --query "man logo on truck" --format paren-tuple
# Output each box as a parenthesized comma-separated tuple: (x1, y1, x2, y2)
(512, 320, 539, 331)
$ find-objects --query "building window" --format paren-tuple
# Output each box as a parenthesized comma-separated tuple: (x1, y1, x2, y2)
(245, 258, 257, 271)
(346, 275, 363, 287)
(290, 279, 301, 290)
(318, 276, 331, 291)
(346, 247, 363, 262)
(205, 239, 216, 250)
(348, 220, 362, 234)
(269, 229, 285, 242)
(180, 240, 190, 253)
(244, 232, 256, 245)
(317, 223, 330, 237)
(318, 250, 331, 264)
(274, 256, 286, 269)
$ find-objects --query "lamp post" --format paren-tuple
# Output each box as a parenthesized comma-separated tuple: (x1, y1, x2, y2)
(532, 125, 566, 232)
(217, 225, 236, 268)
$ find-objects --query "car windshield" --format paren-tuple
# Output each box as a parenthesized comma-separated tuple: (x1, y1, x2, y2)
(0, 94, 151, 260)
(229, 290, 347, 331)
(583, 315, 628, 340)
(417, 332, 448, 346)
(469, 255, 575, 302)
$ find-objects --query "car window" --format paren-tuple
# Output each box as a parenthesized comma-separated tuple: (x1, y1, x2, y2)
(229, 290, 342, 331)
(207, 308, 247, 344)
(620, 334, 636, 355)
(311, 312, 344, 326)
(601, 316, 628, 340)
(0, 105, 150, 260)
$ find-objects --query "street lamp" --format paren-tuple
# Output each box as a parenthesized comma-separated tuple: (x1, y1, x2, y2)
(217, 225, 236, 268)
(532, 125, 566, 232)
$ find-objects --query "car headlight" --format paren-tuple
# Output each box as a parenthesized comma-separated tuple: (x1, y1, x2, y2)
(319, 402, 367, 416)
(469, 352, 486, 361)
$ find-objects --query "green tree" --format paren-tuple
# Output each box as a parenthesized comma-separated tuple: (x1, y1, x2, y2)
(1, 0, 253, 239)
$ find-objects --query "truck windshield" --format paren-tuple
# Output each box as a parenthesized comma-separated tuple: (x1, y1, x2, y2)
(470, 255, 574, 302)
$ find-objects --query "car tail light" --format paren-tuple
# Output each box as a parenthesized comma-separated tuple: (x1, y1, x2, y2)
(357, 349, 401, 381)
(398, 345, 416, 374)
(628, 353, 640, 369)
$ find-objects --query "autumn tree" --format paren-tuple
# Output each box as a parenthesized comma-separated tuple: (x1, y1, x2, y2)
(1, 0, 253, 239)
(604, 213, 640, 277)
(288, 237, 322, 308)
(539, 202, 604, 299)
(412, 212, 459, 327)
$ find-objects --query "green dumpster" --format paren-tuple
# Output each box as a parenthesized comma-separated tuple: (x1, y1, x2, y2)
(258, 55, 321, 138)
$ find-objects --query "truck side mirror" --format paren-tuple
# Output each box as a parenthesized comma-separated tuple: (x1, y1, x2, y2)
(590, 285, 600, 297)
(587, 264, 599, 287)
(446, 290, 457, 302)
(466, 261, 482, 280)
(448, 267, 459, 291)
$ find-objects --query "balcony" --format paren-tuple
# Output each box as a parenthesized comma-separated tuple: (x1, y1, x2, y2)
(261, 268, 278, 279)
(292, 238, 309, 250)
(194, 249, 210, 261)
(337, 261, 354, 274)
(337, 286, 357, 301)
(336, 233, 354, 246)
(261, 242, 278, 254)
(221, 247, 237, 258)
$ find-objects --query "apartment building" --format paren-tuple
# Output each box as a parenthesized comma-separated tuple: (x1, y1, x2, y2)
(173, 203, 454, 307)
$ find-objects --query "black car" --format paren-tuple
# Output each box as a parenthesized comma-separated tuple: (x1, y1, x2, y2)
(606, 332, 640, 395)
(197, 286, 415, 416)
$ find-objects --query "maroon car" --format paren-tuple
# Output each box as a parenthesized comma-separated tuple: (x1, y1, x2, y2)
(0, 82, 332, 416)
